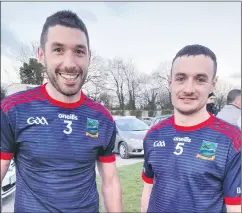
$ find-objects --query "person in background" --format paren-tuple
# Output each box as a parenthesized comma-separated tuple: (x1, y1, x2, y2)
(206, 92, 218, 115)
(217, 89, 241, 127)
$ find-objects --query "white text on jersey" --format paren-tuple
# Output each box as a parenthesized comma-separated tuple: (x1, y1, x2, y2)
(173, 137, 191, 143)
(27, 117, 48, 125)
(237, 187, 241, 194)
(58, 113, 78, 120)
(153, 141, 165, 147)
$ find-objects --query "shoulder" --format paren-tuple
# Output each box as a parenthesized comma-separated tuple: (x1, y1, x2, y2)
(144, 116, 173, 140)
(1, 86, 44, 114)
(82, 95, 114, 123)
(209, 117, 241, 152)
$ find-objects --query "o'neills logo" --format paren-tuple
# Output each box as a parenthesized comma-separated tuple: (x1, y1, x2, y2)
(173, 137, 191, 143)
(58, 113, 78, 120)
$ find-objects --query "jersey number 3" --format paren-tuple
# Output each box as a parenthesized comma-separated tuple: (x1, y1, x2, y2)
(173, 142, 184, 155)
(63, 120, 72, 134)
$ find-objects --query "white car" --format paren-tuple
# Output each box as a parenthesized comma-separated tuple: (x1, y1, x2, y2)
(1, 160, 16, 198)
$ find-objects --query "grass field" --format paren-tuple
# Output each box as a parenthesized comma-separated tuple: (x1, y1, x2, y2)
(97, 162, 143, 212)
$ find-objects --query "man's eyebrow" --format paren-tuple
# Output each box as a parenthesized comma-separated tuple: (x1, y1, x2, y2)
(196, 74, 208, 78)
(174, 72, 186, 76)
(51, 43, 87, 50)
(51, 42, 64, 47)
(76, 44, 87, 49)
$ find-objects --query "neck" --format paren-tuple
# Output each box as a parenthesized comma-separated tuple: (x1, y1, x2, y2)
(46, 83, 81, 103)
(174, 107, 211, 127)
(229, 103, 240, 109)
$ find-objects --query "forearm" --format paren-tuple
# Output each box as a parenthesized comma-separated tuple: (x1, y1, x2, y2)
(226, 205, 241, 213)
(101, 175, 123, 212)
(141, 182, 153, 213)
(141, 191, 151, 213)
(1, 160, 10, 183)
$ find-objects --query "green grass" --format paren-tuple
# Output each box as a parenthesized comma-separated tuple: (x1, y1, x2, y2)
(96, 162, 143, 212)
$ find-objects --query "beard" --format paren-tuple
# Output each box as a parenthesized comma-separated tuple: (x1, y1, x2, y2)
(45, 65, 88, 97)
(175, 103, 205, 116)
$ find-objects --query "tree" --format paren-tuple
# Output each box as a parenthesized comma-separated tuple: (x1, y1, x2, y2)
(1, 87, 7, 100)
(123, 59, 140, 110)
(152, 61, 172, 110)
(105, 58, 126, 111)
(82, 52, 109, 102)
(214, 78, 234, 111)
(19, 58, 44, 85)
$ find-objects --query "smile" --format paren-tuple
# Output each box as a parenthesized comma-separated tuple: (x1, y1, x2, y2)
(59, 73, 79, 80)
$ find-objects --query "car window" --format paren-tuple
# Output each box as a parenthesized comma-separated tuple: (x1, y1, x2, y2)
(116, 118, 149, 131)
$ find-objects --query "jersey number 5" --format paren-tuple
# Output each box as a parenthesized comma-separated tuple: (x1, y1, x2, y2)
(63, 120, 72, 135)
(173, 142, 184, 155)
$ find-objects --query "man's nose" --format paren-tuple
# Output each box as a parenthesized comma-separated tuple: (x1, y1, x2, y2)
(62, 51, 76, 68)
(183, 79, 195, 94)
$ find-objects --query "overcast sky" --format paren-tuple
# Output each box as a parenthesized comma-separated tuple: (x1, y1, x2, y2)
(1, 1, 241, 87)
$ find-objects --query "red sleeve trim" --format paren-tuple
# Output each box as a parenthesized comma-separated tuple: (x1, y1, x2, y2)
(142, 172, 154, 184)
(98, 154, 116, 163)
(224, 196, 241, 205)
(1, 152, 13, 160)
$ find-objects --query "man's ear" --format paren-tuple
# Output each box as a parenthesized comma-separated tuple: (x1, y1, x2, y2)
(38, 47, 45, 66)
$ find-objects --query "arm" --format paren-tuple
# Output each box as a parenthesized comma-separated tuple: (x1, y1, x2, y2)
(141, 135, 154, 213)
(141, 182, 153, 213)
(223, 137, 241, 212)
(1, 108, 15, 183)
(97, 160, 122, 212)
(226, 205, 241, 213)
(97, 124, 123, 212)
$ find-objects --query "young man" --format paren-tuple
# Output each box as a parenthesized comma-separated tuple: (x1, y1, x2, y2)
(1, 10, 122, 213)
(141, 45, 241, 213)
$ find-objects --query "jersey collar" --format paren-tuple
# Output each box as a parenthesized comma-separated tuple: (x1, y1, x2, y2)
(171, 113, 214, 131)
(41, 83, 85, 108)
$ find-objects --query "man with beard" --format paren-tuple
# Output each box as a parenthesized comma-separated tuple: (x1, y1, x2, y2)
(206, 92, 218, 115)
(141, 45, 241, 213)
(1, 10, 122, 213)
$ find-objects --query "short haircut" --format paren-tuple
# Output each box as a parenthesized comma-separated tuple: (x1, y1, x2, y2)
(208, 92, 215, 98)
(227, 89, 241, 104)
(40, 10, 90, 50)
(171, 44, 217, 78)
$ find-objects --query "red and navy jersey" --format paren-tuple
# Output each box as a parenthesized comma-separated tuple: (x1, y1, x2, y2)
(1, 83, 116, 213)
(142, 115, 241, 213)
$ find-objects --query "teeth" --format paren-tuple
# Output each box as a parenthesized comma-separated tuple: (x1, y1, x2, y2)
(60, 74, 78, 80)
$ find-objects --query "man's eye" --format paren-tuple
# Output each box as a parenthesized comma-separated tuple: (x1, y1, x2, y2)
(176, 77, 184, 81)
(54, 48, 62, 52)
(76, 50, 85, 54)
(197, 78, 206, 82)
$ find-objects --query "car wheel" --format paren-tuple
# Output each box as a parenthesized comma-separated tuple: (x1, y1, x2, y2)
(119, 142, 130, 159)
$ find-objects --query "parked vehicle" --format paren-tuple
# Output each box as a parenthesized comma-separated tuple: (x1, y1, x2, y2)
(150, 114, 173, 127)
(142, 117, 154, 126)
(1, 160, 16, 198)
(113, 116, 149, 159)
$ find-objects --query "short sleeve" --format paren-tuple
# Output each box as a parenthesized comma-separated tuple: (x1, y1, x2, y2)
(142, 134, 154, 184)
(1, 109, 16, 160)
(97, 122, 116, 163)
(223, 142, 241, 205)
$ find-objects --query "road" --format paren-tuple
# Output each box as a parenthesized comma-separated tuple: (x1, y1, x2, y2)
(2, 155, 143, 213)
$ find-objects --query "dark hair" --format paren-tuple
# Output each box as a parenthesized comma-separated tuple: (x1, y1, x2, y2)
(227, 89, 241, 104)
(171, 44, 217, 78)
(40, 10, 90, 50)
(208, 92, 215, 98)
